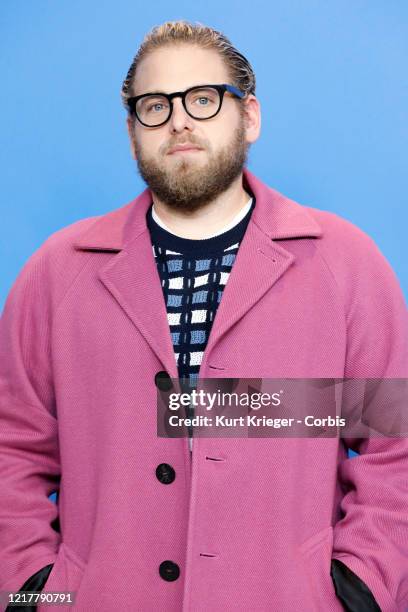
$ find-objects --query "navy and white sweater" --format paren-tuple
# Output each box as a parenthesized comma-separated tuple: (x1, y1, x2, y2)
(146, 194, 255, 452)
(146, 195, 255, 385)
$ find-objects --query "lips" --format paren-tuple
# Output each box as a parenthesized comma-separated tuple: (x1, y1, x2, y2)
(168, 144, 203, 154)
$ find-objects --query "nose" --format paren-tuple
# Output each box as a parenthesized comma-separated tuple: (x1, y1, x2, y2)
(168, 96, 195, 133)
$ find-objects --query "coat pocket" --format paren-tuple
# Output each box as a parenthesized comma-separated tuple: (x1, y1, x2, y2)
(37, 543, 87, 611)
(298, 526, 344, 612)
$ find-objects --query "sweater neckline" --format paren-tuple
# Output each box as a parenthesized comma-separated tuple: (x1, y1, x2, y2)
(146, 196, 256, 257)
(152, 195, 253, 238)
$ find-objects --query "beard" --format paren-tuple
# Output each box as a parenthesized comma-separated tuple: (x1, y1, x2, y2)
(133, 119, 250, 212)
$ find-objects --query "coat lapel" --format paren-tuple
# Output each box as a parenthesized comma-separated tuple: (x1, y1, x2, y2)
(73, 189, 179, 377)
(203, 170, 322, 357)
(99, 235, 180, 379)
(73, 168, 322, 374)
(203, 219, 295, 358)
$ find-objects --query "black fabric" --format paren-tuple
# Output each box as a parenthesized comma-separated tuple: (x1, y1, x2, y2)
(5, 564, 53, 611)
(331, 558, 382, 611)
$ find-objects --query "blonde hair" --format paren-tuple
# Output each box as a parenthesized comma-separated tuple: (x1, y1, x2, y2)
(121, 20, 256, 113)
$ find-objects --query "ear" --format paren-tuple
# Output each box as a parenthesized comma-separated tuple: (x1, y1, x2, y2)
(242, 95, 261, 145)
(126, 116, 137, 160)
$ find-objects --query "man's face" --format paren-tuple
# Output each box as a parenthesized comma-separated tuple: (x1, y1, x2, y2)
(127, 44, 259, 212)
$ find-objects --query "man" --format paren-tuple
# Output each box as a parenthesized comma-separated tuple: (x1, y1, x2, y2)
(1, 20, 407, 612)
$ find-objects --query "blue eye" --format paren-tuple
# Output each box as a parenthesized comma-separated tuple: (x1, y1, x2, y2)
(147, 103, 166, 113)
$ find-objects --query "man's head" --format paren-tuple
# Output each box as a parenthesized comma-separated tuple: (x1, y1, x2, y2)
(122, 21, 261, 212)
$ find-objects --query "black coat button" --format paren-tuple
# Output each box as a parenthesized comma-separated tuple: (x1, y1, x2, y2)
(156, 463, 176, 484)
(159, 560, 180, 581)
(155, 370, 173, 392)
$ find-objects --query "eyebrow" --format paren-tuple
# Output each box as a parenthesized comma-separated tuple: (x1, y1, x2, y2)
(135, 83, 221, 96)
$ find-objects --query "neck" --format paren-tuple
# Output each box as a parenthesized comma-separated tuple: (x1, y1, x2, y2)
(150, 173, 251, 240)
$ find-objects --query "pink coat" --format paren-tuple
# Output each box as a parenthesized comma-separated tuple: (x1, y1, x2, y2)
(1, 168, 407, 611)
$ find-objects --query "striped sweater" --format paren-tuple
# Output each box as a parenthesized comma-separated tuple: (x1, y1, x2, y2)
(146, 194, 255, 451)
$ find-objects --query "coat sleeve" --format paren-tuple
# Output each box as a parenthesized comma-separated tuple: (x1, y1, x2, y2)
(324, 225, 408, 612)
(0, 247, 61, 608)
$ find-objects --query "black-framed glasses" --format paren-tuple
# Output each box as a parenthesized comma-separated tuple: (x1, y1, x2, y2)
(127, 83, 246, 127)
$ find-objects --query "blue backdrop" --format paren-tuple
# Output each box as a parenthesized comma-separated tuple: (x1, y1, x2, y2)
(1, 2, 407, 309)
(2, 3, 406, 469)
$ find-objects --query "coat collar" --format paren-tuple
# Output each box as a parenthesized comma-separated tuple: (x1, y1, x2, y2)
(73, 168, 322, 252)
(72, 168, 322, 378)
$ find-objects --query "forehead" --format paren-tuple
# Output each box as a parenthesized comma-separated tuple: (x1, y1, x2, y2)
(132, 45, 230, 95)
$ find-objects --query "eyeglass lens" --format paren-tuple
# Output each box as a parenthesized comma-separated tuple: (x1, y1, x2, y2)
(136, 87, 221, 126)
